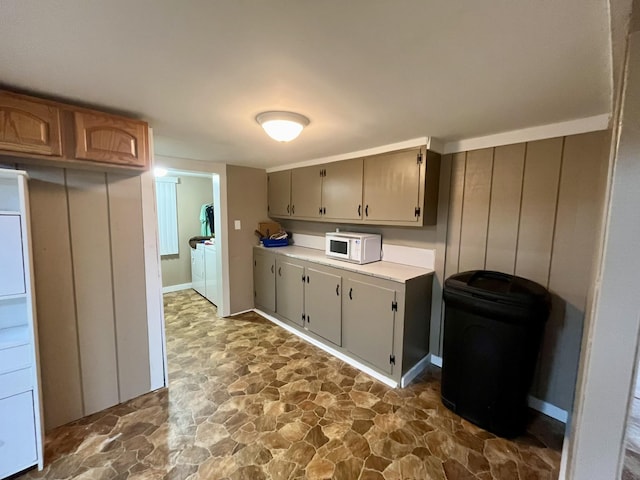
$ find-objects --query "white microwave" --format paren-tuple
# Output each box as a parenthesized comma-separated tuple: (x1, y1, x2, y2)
(325, 232, 382, 264)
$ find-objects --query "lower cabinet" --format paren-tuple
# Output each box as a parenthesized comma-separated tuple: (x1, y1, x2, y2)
(254, 250, 276, 312)
(0, 391, 37, 478)
(253, 247, 433, 383)
(275, 257, 304, 326)
(304, 266, 342, 346)
(342, 278, 396, 374)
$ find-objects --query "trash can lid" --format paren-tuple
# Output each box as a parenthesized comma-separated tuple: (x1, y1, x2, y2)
(444, 270, 550, 313)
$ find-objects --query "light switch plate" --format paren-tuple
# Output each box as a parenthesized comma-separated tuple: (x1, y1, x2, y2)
(234, 220, 241, 230)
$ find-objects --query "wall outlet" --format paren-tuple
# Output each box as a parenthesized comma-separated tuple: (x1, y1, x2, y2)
(234, 220, 241, 230)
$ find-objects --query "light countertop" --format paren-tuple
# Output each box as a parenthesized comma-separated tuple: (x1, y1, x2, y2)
(255, 245, 433, 283)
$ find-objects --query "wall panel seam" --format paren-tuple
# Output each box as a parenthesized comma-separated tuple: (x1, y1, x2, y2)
(64, 168, 86, 416)
(513, 143, 528, 275)
(483, 148, 496, 269)
(546, 137, 567, 290)
(105, 173, 122, 402)
(456, 153, 468, 273)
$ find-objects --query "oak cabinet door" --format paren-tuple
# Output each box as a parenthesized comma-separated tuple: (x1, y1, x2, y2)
(322, 158, 363, 220)
(267, 170, 291, 217)
(0, 92, 62, 156)
(74, 111, 148, 168)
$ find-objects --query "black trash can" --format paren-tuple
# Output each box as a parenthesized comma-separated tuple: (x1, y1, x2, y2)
(441, 270, 550, 438)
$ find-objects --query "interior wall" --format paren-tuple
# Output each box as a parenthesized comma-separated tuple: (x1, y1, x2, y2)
(0, 160, 152, 431)
(160, 175, 213, 288)
(436, 131, 610, 411)
(226, 165, 268, 314)
(278, 130, 609, 412)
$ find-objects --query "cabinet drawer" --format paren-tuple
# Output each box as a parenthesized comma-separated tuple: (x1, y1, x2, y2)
(0, 391, 37, 478)
(0, 344, 31, 375)
(0, 367, 33, 399)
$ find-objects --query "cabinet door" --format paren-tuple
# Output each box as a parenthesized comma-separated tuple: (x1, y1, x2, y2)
(0, 391, 37, 478)
(305, 267, 341, 346)
(343, 278, 396, 374)
(254, 251, 275, 312)
(363, 148, 423, 223)
(204, 246, 218, 306)
(291, 166, 322, 218)
(74, 111, 148, 168)
(322, 158, 363, 220)
(0, 215, 25, 297)
(0, 92, 62, 156)
(275, 258, 304, 325)
(267, 170, 291, 217)
(192, 246, 206, 296)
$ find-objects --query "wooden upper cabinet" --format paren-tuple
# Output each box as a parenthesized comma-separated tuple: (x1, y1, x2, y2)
(74, 111, 148, 168)
(0, 92, 62, 157)
(322, 158, 363, 220)
(291, 166, 322, 218)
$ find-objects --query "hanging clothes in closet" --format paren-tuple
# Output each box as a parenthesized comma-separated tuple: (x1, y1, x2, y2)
(200, 203, 214, 236)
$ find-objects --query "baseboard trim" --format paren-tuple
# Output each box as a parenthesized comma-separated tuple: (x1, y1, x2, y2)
(162, 283, 193, 293)
(401, 354, 432, 387)
(527, 396, 568, 423)
(254, 309, 398, 388)
(429, 355, 567, 423)
(430, 355, 443, 367)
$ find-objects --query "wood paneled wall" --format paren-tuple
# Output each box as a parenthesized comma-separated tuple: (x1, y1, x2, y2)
(432, 131, 610, 410)
(17, 164, 152, 430)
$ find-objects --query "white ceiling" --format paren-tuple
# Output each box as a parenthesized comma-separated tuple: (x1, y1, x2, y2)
(0, 1, 612, 168)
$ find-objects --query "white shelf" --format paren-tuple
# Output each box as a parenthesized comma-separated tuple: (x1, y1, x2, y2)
(0, 326, 30, 350)
(0, 292, 27, 301)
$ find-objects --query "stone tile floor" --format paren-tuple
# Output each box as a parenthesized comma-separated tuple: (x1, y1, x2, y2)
(19, 290, 564, 479)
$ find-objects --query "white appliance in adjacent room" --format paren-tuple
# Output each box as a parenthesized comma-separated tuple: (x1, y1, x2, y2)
(0, 169, 43, 479)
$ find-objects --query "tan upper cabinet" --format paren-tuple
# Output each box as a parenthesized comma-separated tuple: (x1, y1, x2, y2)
(291, 166, 322, 218)
(362, 147, 440, 226)
(74, 111, 148, 168)
(268, 170, 291, 217)
(322, 158, 363, 220)
(363, 147, 423, 223)
(268, 146, 440, 226)
(0, 92, 62, 157)
(0, 90, 149, 171)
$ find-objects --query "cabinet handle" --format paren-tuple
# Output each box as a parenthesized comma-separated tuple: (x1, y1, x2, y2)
(365, 205, 369, 217)
(307, 315, 310, 323)
(323, 207, 326, 215)
(336, 284, 340, 296)
(271, 264, 274, 274)
(287, 204, 290, 214)
(349, 287, 353, 300)
(319, 207, 323, 215)
(292, 205, 295, 215)
(278, 267, 282, 276)
(358, 205, 361, 216)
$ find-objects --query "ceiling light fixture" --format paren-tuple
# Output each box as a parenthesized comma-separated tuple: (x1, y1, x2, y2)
(256, 111, 310, 142)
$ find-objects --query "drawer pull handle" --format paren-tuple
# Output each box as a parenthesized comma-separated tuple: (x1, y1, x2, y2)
(336, 284, 340, 296)
(365, 205, 369, 217)
(278, 267, 282, 276)
(358, 205, 361, 216)
(271, 265, 274, 274)
(349, 288, 353, 300)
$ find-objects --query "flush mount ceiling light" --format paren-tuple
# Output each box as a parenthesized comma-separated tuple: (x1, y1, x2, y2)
(256, 111, 310, 142)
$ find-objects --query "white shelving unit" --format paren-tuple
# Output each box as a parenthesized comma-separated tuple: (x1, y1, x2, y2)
(0, 169, 43, 478)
